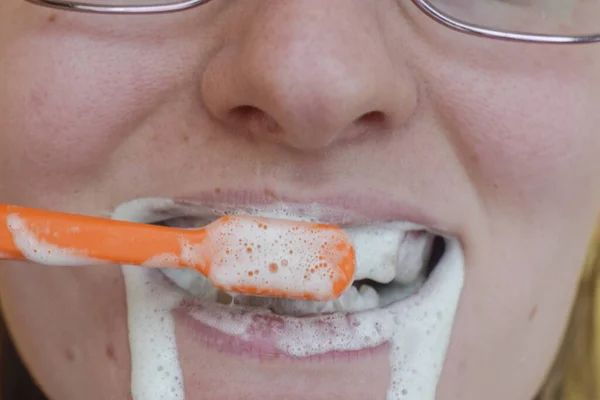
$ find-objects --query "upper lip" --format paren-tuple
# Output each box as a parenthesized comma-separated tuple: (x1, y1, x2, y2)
(118, 188, 446, 233)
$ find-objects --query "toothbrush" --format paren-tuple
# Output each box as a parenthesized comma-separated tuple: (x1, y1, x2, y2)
(0, 204, 355, 301)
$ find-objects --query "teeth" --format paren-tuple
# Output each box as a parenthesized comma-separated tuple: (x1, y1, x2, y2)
(377, 277, 426, 307)
(163, 267, 381, 316)
(350, 284, 379, 310)
(235, 284, 380, 316)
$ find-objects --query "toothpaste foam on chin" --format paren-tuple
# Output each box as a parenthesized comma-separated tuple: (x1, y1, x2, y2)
(114, 200, 187, 400)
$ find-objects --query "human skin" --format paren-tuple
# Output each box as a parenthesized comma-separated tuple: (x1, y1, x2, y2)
(0, 1, 599, 399)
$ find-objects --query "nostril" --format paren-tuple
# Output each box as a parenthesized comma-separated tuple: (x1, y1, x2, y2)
(231, 105, 260, 119)
(355, 111, 388, 133)
(337, 111, 388, 142)
(230, 105, 282, 137)
(357, 111, 386, 126)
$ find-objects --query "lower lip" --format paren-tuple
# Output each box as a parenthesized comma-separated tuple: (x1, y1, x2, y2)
(174, 305, 390, 362)
(172, 293, 390, 362)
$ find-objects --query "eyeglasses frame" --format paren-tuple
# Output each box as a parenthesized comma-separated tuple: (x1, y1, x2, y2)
(23, 0, 600, 44)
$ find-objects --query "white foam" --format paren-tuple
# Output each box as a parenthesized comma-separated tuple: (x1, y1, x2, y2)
(115, 197, 464, 400)
(385, 238, 463, 400)
(121, 266, 186, 400)
(346, 222, 429, 284)
(5, 214, 107, 266)
(346, 224, 403, 283)
(113, 201, 186, 400)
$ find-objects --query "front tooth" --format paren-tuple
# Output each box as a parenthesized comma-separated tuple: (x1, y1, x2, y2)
(330, 285, 362, 312)
(269, 297, 329, 316)
(269, 284, 380, 316)
(395, 232, 435, 284)
(355, 284, 379, 310)
(320, 284, 379, 313)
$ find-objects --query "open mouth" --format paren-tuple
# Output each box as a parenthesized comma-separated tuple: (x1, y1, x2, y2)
(155, 215, 446, 317)
(114, 197, 464, 400)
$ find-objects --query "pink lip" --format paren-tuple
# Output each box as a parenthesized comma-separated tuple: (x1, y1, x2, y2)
(166, 188, 444, 231)
(174, 305, 389, 363)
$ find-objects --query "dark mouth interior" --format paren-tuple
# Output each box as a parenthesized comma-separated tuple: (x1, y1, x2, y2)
(425, 235, 446, 277)
(153, 216, 213, 228)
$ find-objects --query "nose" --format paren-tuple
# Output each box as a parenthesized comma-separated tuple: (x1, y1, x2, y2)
(201, 1, 418, 151)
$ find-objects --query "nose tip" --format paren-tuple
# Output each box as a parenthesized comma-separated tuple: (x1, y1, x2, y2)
(201, 3, 417, 151)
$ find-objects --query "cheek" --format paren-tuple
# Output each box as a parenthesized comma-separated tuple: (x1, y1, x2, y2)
(433, 54, 600, 213)
(0, 263, 132, 400)
(0, 31, 186, 180)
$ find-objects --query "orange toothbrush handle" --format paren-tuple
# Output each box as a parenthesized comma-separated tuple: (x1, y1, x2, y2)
(0, 204, 206, 269)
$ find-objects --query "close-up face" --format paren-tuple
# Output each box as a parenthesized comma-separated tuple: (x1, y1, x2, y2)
(0, 1, 599, 399)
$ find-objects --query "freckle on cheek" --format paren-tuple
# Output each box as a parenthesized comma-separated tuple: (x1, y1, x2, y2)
(528, 305, 538, 322)
(64, 348, 75, 362)
(105, 343, 116, 361)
